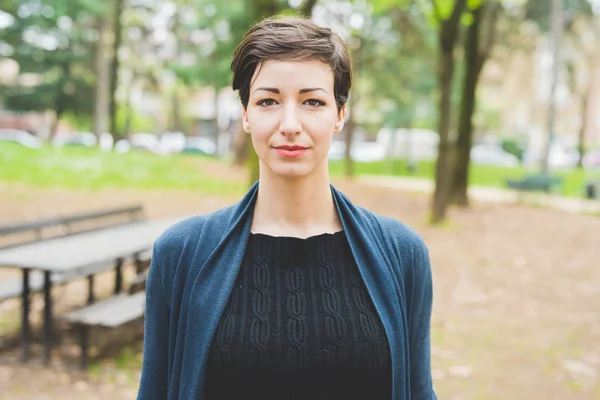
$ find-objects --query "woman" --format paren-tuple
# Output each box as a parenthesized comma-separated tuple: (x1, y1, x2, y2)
(137, 16, 436, 400)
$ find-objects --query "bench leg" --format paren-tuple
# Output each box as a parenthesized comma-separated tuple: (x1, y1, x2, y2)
(134, 253, 142, 274)
(87, 275, 95, 305)
(43, 271, 53, 365)
(114, 258, 123, 295)
(79, 325, 90, 370)
(21, 268, 31, 363)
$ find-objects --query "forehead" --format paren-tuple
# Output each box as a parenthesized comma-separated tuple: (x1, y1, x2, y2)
(250, 59, 334, 92)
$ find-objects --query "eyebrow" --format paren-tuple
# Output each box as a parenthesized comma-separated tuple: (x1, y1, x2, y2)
(252, 87, 329, 94)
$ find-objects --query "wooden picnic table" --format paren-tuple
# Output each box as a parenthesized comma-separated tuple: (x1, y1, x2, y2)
(0, 216, 182, 364)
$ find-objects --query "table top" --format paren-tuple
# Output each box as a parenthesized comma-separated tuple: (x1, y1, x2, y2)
(0, 216, 184, 274)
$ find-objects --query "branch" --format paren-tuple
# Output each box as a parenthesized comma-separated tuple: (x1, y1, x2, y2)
(431, 0, 442, 21)
(440, 0, 466, 49)
(300, 0, 318, 17)
(479, 1, 502, 64)
(448, 0, 467, 27)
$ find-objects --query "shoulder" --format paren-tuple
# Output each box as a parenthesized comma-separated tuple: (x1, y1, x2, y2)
(153, 204, 237, 260)
(360, 209, 433, 316)
(357, 206, 428, 257)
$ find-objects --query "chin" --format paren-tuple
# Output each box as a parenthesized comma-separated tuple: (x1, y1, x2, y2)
(269, 163, 314, 180)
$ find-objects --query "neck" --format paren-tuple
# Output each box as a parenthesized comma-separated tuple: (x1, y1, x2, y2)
(251, 163, 342, 238)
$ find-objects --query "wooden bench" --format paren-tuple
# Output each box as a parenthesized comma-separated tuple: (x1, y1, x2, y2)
(505, 174, 563, 194)
(60, 270, 149, 369)
(0, 206, 146, 303)
(585, 179, 600, 200)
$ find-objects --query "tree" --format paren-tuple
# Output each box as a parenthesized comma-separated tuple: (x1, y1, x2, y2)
(430, 0, 466, 223)
(561, 3, 598, 167)
(93, 14, 111, 140)
(0, 0, 106, 139)
(451, 0, 502, 206)
(109, 0, 125, 139)
(523, 0, 594, 172)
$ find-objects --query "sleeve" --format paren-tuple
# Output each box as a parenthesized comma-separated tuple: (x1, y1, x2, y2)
(136, 244, 170, 399)
(409, 240, 438, 400)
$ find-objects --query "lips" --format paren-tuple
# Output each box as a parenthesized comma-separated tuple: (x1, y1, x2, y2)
(274, 145, 308, 150)
(273, 145, 309, 158)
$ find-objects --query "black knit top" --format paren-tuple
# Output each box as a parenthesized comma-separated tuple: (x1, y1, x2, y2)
(204, 231, 392, 400)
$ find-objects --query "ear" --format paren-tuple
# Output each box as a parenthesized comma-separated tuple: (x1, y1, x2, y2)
(241, 104, 250, 133)
(334, 105, 347, 133)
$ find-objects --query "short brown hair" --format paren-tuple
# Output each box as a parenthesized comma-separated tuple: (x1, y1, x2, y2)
(231, 16, 352, 112)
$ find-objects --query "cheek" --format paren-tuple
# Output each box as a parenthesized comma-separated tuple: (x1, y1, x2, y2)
(247, 111, 277, 136)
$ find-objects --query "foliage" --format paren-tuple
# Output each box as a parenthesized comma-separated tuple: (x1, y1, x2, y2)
(525, 0, 594, 31)
(0, 0, 108, 119)
(501, 138, 525, 161)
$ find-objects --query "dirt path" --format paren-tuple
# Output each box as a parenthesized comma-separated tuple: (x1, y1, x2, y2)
(1, 178, 599, 399)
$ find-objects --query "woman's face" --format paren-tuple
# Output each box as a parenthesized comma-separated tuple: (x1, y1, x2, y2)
(242, 59, 346, 180)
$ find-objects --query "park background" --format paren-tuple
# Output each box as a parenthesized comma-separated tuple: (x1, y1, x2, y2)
(1, 0, 600, 398)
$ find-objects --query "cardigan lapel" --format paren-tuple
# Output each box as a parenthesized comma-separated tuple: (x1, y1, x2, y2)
(178, 182, 259, 399)
(331, 186, 410, 400)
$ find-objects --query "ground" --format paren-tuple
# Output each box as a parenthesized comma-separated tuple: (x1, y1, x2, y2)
(0, 169, 599, 399)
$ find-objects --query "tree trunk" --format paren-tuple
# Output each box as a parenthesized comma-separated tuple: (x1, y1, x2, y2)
(50, 62, 71, 141)
(300, 0, 318, 17)
(344, 113, 355, 178)
(171, 89, 183, 132)
(109, 0, 124, 140)
(451, 5, 485, 207)
(577, 93, 588, 168)
(431, 0, 465, 224)
(432, 48, 456, 222)
(541, 0, 563, 174)
(169, 3, 183, 134)
(93, 18, 110, 141)
(213, 87, 220, 156)
(49, 114, 61, 141)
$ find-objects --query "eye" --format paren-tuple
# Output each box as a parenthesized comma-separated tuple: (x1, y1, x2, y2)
(256, 98, 278, 107)
(304, 99, 326, 107)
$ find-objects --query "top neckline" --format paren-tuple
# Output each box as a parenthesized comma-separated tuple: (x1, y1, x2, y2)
(250, 230, 344, 241)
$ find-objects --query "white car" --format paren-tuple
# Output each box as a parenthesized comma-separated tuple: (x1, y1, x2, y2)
(52, 132, 97, 148)
(328, 141, 346, 160)
(0, 128, 41, 148)
(328, 140, 387, 162)
(181, 137, 216, 156)
(352, 142, 387, 162)
(470, 145, 520, 167)
(115, 133, 168, 155)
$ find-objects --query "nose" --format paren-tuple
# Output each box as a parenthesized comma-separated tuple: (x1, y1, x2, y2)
(279, 104, 302, 136)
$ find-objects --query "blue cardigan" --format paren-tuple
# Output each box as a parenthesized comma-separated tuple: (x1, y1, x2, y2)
(137, 183, 437, 400)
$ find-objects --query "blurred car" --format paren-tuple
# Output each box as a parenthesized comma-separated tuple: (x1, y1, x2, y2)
(114, 139, 131, 154)
(328, 140, 346, 160)
(53, 132, 114, 152)
(470, 145, 519, 167)
(0, 128, 41, 148)
(99, 133, 114, 152)
(160, 131, 186, 153)
(522, 146, 580, 169)
(583, 150, 600, 169)
(52, 132, 97, 148)
(327, 140, 387, 162)
(181, 137, 216, 156)
(352, 142, 386, 162)
(115, 133, 168, 155)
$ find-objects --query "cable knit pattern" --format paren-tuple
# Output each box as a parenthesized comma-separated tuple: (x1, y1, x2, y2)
(205, 231, 391, 400)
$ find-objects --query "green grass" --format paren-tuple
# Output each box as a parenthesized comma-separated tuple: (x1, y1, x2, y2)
(329, 158, 592, 198)
(0, 142, 593, 198)
(0, 143, 245, 195)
